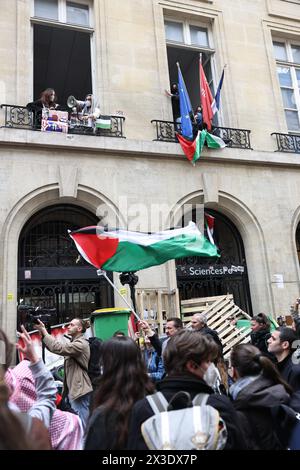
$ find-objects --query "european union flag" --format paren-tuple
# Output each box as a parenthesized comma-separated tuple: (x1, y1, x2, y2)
(177, 63, 193, 140)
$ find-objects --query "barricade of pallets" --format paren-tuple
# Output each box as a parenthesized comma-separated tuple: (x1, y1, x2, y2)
(135, 288, 180, 335)
(181, 294, 252, 357)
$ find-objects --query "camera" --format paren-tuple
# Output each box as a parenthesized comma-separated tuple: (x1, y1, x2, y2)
(17, 305, 57, 332)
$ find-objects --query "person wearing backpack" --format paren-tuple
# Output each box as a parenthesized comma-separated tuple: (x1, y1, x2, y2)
(35, 317, 93, 428)
(127, 330, 247, 450)
(229, 343, 293, 450)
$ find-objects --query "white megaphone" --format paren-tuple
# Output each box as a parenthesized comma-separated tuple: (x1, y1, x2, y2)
(67, 96, 88, 109)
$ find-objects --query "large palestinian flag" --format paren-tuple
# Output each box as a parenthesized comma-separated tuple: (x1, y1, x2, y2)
(69, 222, 219, 272)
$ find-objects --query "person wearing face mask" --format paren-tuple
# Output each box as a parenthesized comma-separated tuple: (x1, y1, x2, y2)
(72, 94, 101, 129)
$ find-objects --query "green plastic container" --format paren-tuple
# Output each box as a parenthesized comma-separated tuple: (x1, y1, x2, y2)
(90, 308, 132, 340)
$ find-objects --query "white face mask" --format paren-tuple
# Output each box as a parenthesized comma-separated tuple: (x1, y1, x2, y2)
(203, 363, 220, 387)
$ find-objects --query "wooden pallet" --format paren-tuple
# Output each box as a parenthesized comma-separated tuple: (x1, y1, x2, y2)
(181, 294, 252, 358)
(135, 288, 180, 335)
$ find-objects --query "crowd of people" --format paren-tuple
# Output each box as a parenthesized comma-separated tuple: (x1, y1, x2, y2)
(1, 298, 300, 451)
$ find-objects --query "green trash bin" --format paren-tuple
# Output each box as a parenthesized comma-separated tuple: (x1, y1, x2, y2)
(90, 308, 132, 340)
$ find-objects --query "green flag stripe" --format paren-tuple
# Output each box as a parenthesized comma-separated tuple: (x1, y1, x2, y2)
(102, 233, 219, 272)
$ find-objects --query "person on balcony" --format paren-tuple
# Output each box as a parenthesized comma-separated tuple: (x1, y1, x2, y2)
(194, 105, 203, 130)
(26, 88, 59, 129)
(165, 83, 180, 130)
(70, 94, 101, 130)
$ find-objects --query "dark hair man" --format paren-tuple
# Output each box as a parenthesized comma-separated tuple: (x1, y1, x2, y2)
(267, 327, 300, 391)
(139, 317, 183, 356)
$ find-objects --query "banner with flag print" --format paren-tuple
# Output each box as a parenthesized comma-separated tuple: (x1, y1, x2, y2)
(176, 129, 226, 165)
(95, 115, 112, 130)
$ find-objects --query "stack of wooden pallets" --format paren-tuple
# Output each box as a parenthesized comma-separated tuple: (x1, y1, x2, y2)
(181, 294, 252, 358)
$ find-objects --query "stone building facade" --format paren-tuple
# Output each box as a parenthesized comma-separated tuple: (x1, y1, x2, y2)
(1, 0, 300, 340)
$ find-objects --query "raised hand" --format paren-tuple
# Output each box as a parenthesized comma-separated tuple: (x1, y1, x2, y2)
(16, 325, 39, 364)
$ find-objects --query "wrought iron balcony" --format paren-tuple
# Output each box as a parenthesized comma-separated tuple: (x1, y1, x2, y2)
(0, 104, 126, 138)
(271, 132, 300, 153)
(151, 119, 252, 149)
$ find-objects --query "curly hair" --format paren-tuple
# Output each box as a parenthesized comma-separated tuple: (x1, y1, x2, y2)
(92, 337, 154, 449)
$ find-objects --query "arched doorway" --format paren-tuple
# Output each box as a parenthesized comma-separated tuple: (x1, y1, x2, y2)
(176, 209, 252, 314)
(18, 204, 113, 328)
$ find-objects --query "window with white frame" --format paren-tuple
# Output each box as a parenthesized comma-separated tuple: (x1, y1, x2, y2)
(164, 20, 209, 48)
(32, 0, 93, 104)
(164, 19, 215, 121)
(273, 40, 300, 132)
(34, 0, 90, 27)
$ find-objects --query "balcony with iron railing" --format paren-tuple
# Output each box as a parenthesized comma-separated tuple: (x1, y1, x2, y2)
(0, 104, 126, 138)
(271, 132, 300, 154)
(151, 119, 252, 149)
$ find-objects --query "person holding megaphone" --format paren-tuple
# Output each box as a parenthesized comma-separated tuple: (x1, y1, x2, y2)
(68, 93, 100, 129)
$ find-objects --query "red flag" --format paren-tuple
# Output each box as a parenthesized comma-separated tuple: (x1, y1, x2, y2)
(200, 62, 213, 131)
(128, 312, 138, 339)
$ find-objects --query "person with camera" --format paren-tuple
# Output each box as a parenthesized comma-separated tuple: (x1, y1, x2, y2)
(34, 317, 93, 429)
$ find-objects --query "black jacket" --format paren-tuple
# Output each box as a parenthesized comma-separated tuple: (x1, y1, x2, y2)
(200, 326, 223, 353)
(127, 375, 246, 450)
(277, 354, 300, 392)
(232, 375, 290, 450)
(250, 329, 276, 361)
(85, 407, 120, 450)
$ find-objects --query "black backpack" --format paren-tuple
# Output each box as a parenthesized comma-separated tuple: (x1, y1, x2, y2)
(86, 337, 103, 388)
(73, 337, 103, 388)
(271, 404, 300, 450)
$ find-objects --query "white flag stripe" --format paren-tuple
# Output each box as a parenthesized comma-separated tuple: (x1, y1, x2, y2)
(95, 221, 202, 246)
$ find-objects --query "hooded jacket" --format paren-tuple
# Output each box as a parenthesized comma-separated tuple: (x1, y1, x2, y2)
(231, 375, 290, 449)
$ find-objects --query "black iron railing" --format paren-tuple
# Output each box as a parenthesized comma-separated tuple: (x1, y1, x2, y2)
(1, 104, 33, 128)
(0, 104, 126, 138)
(151, 119, 252, 149)
(271, 132, 300, 153)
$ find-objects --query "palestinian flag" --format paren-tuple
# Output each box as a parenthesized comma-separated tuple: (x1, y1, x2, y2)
(95, 115, 111, 129)
(176, 130, 206, 165)
(69, 221, 219, 273)
(204, 212, 215, 246)
(176, 129, 226, 165)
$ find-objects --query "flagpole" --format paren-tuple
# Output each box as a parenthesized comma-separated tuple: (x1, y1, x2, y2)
(199, 53, 202, 106)
(96, 269, 141, 322)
